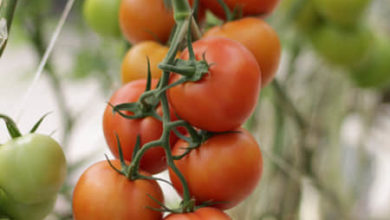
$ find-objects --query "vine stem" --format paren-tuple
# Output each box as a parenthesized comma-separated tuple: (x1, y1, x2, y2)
(0, 0, 17, 57)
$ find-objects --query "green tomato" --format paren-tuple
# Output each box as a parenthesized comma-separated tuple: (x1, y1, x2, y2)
(314, 0, 372, 26)
(281, 0, 322, 33)
(310, 24, 373, 67)
(83, 0, 121, 37)
(349, 37, 390, 88)
(0, 134, 66, 205)
(0, 188, 56, 220)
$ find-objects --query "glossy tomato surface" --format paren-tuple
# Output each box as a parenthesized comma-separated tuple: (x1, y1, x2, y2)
(201, 0, 280, 19)
(121, 41, 170, 84)
(169, 128, 263, 210)
(164, 207, 231, 220)
(73, 160, 164, 220)
(168, 37, 261, 132)
(103, 79, 176, 174)
(119, 0, 175, 44)
(204, 17, 281, 87)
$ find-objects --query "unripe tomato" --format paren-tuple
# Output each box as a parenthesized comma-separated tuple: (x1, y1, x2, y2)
(83, 0, 121, 37)
(310, 24, 373, 67)
(280, 0, 322, 33)
(73, 160, 164, 220)
(0, 190, 56, 220)
(164, 207, 231, 219)
(314, 0, 372, 26)
(169, 128, 263, 210)
(103, 79, 177, 174)
(119, 0, 175, 44)
(349, 36, 390, 88)
(204, 18, 281, 87)
(0, 134, 66, 205)
(201, 0, 280, 19)
(168, 37, 261, 132)
(122, 41, 169, 84)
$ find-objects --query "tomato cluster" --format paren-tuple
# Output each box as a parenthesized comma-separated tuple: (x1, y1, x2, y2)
(76, 0, 281, 219)
(281, 0, 390, 89)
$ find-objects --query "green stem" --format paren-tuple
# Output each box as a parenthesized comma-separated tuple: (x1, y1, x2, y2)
(0, 0, 18, 57)
(217, 0, 233, 21)
(171, 0, 191, 21)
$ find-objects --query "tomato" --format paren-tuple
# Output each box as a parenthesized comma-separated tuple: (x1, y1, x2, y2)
(0, 134, 66, 204)
(203, 18, 281, 87)
(314, 0, 372, 26)
(280, 0, 322, 33)
(201, 0, 280, 19)
(83, 0, 121, 37)
(121, 41, 170, 84)
(0, 134, 66, 220)
(310, 24, 372, 67)
(103, 79, 177, 174)
(349, 36, 390, 88)
(119, 0, 175, 44)
(168, 37, 261, 132)
(164, 207, 231, 220)
(169, 128, 263, 210)
(73, 160, 164, 220)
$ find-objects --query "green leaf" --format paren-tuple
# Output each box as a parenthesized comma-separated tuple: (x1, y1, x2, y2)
(30, 112, 51, 133)
(0, 114, 22, 138)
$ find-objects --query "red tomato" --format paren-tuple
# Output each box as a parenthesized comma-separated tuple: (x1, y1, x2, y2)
(168, 37, 261, 132)
(103, 79, 176, 174)
(164, 207, 231, 220)
(201, 0, 280, 19)
(169, 128, 263, 210)
(73, 160, 164, 220)
(204, 17, 281, 87)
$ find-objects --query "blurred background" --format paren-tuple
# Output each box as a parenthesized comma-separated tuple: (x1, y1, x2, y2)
(0, 0, 390, 219)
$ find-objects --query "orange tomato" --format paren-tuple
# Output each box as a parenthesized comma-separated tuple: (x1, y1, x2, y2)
(204, 17, 281, 87)
(121, 41, 169, 83)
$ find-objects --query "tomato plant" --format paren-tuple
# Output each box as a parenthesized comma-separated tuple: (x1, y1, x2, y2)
(310, 24, 372, 67)
(314, 0, 372, 26)
(119, 0, 175, 44)
(121, 41, 170, 84)
(168, 37, 261, 132)
(103, 79, 178, 174)
(83, 0, 121, 37)
(164, 207, 231, 219)
(73, 160, 164, 220)
(204, 17, 281, 87)
(169, 128, 263, 210)
(201, 0, 280, 19)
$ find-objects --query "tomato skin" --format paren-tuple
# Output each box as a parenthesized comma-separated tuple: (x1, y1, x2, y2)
(201, 0, 280, 19)
(121, 41, 170, 84)
(83, 0, 121, 37)
(73, 160, 164, 220)
(103, 79, 177, 174)
(169, 128, 263, 210)
(119, 0, 175, 44)
(314, 0, 371, 26)
(310, 24, 372, 67)
(168, 37, 261, 132)
(0, 134, 66, 205)
(204, 18, 281, 87)
(164, 208, 231, 220)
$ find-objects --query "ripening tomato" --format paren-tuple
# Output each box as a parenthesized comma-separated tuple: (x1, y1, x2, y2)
(73, 160, 164, 220)
(204, 18, 281, 87)
(169, 128, 263, 210)
(122, 41, 170, 84)
(164, 207, 231, 220)
(310, 24, 373, 67)
(168, 37, 261, 132)
(201, 0, 280, 19)
(314, 0, 372, 26)
(103, 79, 177, 174)
(83, 0, 121, 37)
(119, 0, 175, 44)
(349, 36, 390, 88)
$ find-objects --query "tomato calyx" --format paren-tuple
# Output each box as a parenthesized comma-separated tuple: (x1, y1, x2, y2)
(0, 113, 50, 140)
